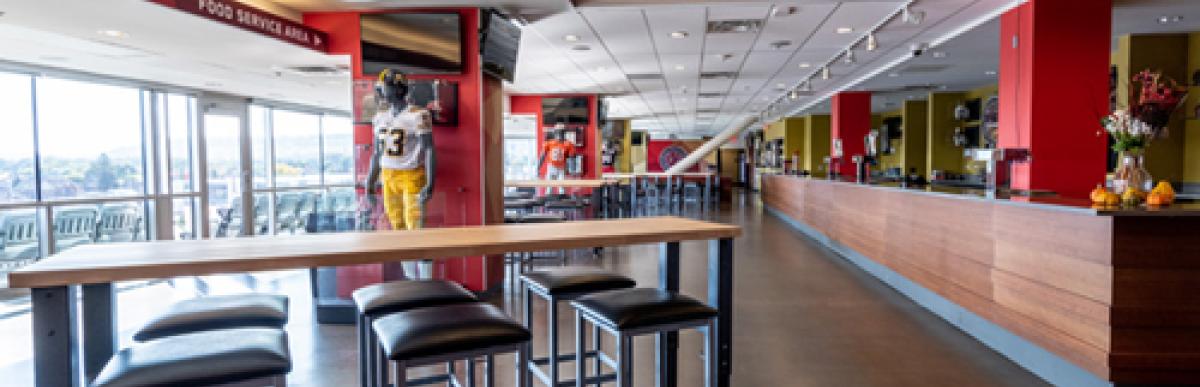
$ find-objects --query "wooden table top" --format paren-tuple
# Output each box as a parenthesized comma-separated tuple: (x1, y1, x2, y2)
(7, 217, 741, 288)
(504, 179, 616, 188)
(604, 172, 715, 178)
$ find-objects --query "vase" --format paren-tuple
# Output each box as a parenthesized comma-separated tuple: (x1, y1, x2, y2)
(1113, 150, 1152, 194)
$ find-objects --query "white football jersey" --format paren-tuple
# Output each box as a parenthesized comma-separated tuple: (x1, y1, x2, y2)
(373, 107, 432, 170)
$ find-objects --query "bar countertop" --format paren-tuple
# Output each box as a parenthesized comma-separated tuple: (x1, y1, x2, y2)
(766, 173, 1200, 216)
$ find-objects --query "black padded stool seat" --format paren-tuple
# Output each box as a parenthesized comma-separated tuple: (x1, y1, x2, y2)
(351, 280, 477, 317)
(373, 303, 530, 361)
(521, 267, 635, 296)
(132, 294, 288, 342)
(91, 328, 290, 387)
(572, 288, 716, 330)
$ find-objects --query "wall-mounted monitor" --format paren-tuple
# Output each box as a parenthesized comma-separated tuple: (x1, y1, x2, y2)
(480, 9, 521, 82)
(542, 97, 590, 125)
(361, 13, 462, 76)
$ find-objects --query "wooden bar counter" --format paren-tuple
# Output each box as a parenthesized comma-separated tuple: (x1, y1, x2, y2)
(762, 174, 1200, 385)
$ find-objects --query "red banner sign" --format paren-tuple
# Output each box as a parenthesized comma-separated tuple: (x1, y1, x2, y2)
(151, 0, 328, 52)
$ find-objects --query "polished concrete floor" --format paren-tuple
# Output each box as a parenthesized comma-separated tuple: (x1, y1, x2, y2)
(0, 193, 1048, 386)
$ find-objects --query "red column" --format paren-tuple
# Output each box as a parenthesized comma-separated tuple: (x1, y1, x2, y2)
(831, 92, 873, 175)
(999, 0, 1111, 198)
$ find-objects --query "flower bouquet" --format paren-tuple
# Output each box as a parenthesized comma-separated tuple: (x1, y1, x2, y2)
(1102, 69, 1188, 193)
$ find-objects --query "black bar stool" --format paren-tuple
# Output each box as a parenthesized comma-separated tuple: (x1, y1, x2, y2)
(571, 288, 718, 387)
(91, 327, 291, 387)
(520, 267, 636, 386)
(131, 294, 288, 342)
(372, 303, 531, 387)
(352, 280, 479, 387)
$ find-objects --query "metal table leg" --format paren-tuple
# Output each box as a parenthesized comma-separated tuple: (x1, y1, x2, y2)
(703, 175, 712, 211)
(32, 286, 79, 387)
(709, 238, 734, 387)
(82, 283, 116, 383)
(657, 242, 680, 387)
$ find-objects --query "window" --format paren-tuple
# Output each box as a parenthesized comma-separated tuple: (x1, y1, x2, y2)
(271, 110, 322, 188)
(322, 115, 354, 185)
(0, 72, 35, 203)
(36, 77, 144, 200)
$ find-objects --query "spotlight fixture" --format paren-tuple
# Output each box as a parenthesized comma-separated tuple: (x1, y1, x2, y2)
(836, 27, 854, 34)
(97, 29, 128, 38)
(563, 34, 580, 42)
(798, 62, 811, 68)
(670, 30, 689, 39)
(821, 66, 831, 80)
(866, 33, 878, 51)
(788, 89, 800, 100)
(902, 6, 925, 25)
(772, 6, 799, 17)
(844, 50, 856, 64)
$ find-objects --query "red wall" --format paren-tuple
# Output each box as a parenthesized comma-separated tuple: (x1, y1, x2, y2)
(831, 92, 873, 175)
(999, 0, 1111, 198)
(508, 94, 600, 179)
(306, 8, 500, 292)
(647, 139, 701, 172)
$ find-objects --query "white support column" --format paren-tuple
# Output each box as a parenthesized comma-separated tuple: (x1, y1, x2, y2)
(665, 117, 755, 175)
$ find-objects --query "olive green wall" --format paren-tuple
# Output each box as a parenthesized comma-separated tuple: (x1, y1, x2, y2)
(902, 100, 929, 176)
(614, 119, 632, 173)
(1114, 34, 1189, 184)
(805, 115, 832, 176)
(927, 92, 967, 177)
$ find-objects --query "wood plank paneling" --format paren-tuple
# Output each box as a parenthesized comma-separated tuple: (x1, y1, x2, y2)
(761, 175, 1200, 384)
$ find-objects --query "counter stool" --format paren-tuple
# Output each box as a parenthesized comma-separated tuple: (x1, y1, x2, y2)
(352, 280, 479, 387)
(571, 288, 718, 387)
(91, 327, 291, 387)
(372, 303, 531, 387)
(132, 294, 288, 342)
(520, 267, 636, 387)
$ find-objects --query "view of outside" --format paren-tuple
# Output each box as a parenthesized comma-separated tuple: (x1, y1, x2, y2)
(0, 70, 353, 267)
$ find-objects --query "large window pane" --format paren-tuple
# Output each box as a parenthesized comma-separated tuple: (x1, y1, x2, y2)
(0, 72, 36, 203)
(205, 114, 244, 237)
(322, 115, 354, 185)
(272, 110, 322, 188)
(37, 77, 144, 199)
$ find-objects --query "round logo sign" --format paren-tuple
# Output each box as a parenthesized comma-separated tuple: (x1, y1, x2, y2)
(658, 144, 689, 170)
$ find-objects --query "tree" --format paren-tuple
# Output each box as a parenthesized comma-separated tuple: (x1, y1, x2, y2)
(85, 153, 118, 191)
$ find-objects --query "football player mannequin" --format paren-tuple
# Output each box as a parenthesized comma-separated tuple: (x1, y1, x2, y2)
(365, 68, 436, 279)
(537, 123, 575, 195)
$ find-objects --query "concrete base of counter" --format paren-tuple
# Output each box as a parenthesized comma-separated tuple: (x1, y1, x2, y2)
(766, 206, 1109, 387)
(762, 175, 1200, 385)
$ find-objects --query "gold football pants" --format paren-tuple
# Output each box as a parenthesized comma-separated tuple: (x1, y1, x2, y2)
(381, 168, 426, 230)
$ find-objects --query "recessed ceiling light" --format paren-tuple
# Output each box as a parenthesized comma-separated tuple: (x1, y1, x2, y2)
(98, 29, 128, 38)
(563, 34, 580, 42)
(836, 27, 854, 34)
(888, 72, 900, 78)
(674, 64, 686, 71)
(821, 66, 831, 79)
(594, 66, 608, 72)
(798, 62, 811, 68)
(844, 50, 856, 64)
(866, 33, 878, 51)
(1158, 15, 1183, 24)
(669, 30, 689, 39)
(931, 51, 947, 59)
(985, 70, 998, 76)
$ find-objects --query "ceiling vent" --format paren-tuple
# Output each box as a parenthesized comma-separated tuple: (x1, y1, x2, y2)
(899, 64, 951, 74)
(707, 19, 764, 34)
(696, 108, 721, 114)
(626, 73, 664, 80)
(698, 92, 725, 98)
(700, 72, 737, 80)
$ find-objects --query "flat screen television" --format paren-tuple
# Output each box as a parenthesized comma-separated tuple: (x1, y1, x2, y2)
(480, 9, 521, 82)
(542, 97, 590, 125)
(360, 13, 462, 76)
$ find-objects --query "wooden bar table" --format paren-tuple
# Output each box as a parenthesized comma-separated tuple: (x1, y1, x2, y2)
(8, 216, 741, 387)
